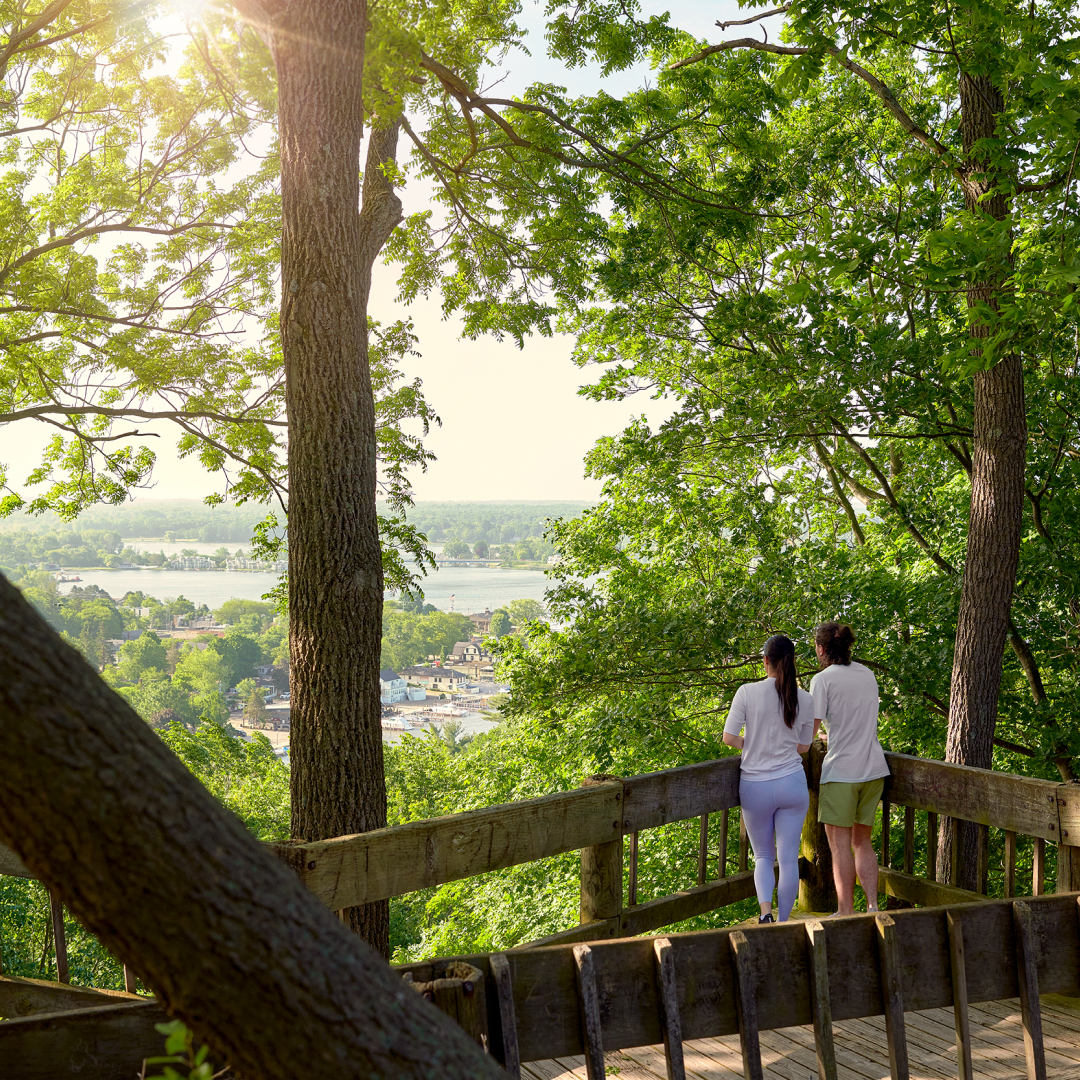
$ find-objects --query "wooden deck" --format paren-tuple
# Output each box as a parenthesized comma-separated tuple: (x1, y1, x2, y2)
(525, 998, 1080, 1080)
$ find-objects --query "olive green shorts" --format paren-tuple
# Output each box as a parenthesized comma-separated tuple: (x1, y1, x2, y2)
(818, 778, 885, 828)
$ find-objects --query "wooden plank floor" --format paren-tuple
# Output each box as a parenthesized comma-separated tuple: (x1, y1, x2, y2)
(523, 999, 1080, 1080)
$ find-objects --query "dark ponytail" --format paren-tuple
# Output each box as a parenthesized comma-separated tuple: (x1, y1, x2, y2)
(815, 621, 854, 666)
(763, 634, 799, 728)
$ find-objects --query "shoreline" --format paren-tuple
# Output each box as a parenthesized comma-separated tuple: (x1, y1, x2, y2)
(45, 562, 553, 574)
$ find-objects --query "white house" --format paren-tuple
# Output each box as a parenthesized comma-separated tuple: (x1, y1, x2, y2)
(398, 666, 468, 692)
(380, 668, 407, 704)
(450, 640, 491, 665)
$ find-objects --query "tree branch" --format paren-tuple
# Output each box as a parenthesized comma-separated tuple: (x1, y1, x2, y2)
(1, 404, 286, 427)
(717, 6, 790, 30)
(812, 438, 867, 543)
(0, 0, 74, 77)
(670, 37, 954, 162)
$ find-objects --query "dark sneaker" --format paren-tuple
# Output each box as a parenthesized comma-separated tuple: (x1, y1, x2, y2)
(758, 913, 775, 924)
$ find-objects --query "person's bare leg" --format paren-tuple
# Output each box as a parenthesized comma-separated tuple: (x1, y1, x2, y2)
(852, 823, 879, 910)
(825, 823, 856, 915)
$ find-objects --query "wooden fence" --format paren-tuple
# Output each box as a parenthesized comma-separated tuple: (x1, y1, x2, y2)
(7, 745, 1080, 1079)
(272, 755, 758, 946)
(6, 744, 1080, 973)
(399, 892, 1080, 1080)
(0, 975, 202, 1080)
(270, 745, 1080, 941)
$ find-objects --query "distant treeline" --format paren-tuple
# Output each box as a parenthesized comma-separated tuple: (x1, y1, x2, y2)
(0, 500, 591, 550)
(397, 502, 589, 545)
(0, 500, 274, 543)
(0, 528, 132, 570)
(0, 528, 259, 571)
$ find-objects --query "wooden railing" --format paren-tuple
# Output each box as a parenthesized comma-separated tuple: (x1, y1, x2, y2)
(269, 744, 1080, 942)
(8, 745, 1080, 1080)
(6, 743, 1080, 977)
(273, 755, 761, 945)
(876, 750, 1080, 907)
(398, 891, 1080, 1080)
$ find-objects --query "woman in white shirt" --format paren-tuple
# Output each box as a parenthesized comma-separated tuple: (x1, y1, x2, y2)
(723, 635, 814, 923)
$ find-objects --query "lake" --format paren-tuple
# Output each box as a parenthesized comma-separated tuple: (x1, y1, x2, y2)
(380, 713, 498, 746)
(57, 562, 553, 612)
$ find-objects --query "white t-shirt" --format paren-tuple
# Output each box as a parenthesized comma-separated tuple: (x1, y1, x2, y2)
(809, 661, 890, 785)
(724, 677, 814, 781)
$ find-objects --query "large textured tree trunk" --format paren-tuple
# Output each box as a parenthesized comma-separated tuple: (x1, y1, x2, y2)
(941, 72, 1027, 889)
(249, 0, 403, 953)
(0, 574, 502, 1080)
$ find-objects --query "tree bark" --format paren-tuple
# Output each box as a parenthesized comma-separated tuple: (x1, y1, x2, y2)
(941, 72, 1028, 889)
(0, 574, 503, 1080)
(249, 0, 404, 953)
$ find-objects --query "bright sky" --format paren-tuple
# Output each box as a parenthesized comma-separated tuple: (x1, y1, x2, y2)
(0, 0, 747, 506)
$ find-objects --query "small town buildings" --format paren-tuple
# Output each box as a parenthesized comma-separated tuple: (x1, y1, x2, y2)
(174, 615, 219, 630)
(224, 557, 289, 572)
(398, 666, 468, 692)
(380, 669, 408, 704)
(167, 556, 214, 570)
(450, 640, 491, 665)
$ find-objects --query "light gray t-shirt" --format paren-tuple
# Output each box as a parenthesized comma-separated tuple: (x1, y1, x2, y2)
(724, 677, 814, 782)
(809, 661, 890, 785)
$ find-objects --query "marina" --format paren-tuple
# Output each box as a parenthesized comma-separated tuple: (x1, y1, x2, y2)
(232, 700, 500, 759)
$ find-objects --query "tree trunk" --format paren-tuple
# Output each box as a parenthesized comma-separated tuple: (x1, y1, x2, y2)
(0, 574, 503, 1080)
(941, 72, 1027, 889)
(255, 0, 403, 954)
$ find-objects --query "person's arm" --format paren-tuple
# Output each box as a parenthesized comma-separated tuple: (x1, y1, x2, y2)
(722, 686, 746, 751)
(810, 675, 827, 745)
(797, 703, 813, 754)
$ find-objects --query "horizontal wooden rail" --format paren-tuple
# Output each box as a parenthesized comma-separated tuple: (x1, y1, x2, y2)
(272, 761, 746, 911)
(529, 870, 759, 947)
(0, 975, 143, 1019)
(879, 866, 988, 908)
(0, 976, 171, 1080)
(883, 752, 1064, 840)
(397, 892, 1080, 1069)
(274, 781, 626, 910)
(264, 752, 1076, 916)
(622, 757, 741, 831)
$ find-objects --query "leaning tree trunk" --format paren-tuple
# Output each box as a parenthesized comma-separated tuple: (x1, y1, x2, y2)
(0, 573, 503, 1080)
(253, 0, 403, 953)
(940, 71, 1027, 889)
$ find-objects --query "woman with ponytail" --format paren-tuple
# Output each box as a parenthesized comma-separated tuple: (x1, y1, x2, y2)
(810, 622, 889, 916)
(722, 635, 813, 923)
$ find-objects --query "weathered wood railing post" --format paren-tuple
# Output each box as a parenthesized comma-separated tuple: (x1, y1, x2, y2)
(1056, 784, 1080, 893)
(580, 775, 624, 936)
(404, 962, 488, 1048)
(49, 892, 68, 984)
(799, 740, 836, 914)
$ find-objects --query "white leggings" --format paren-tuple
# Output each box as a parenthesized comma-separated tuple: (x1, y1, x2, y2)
(739, 772, 810, 921)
